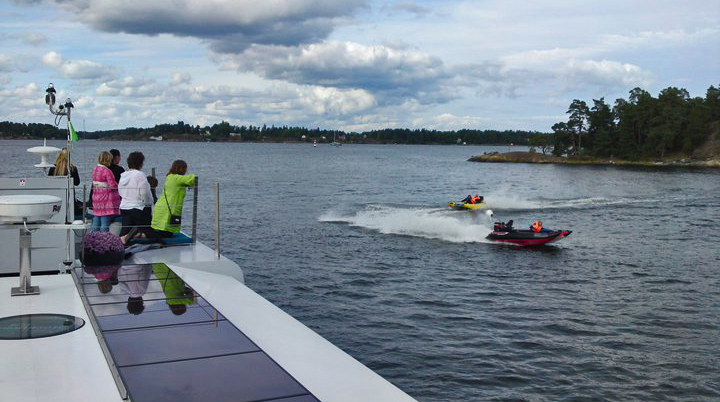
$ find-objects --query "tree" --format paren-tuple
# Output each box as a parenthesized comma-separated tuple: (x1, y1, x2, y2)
(588, 98, 615, 157)
(551, 122, 572, 156)
(706, 85, 720, 121)
(529, 134, 552, 154)
(567, 99, 589, 154)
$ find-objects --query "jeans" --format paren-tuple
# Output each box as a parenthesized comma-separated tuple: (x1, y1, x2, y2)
(91, 215, 117, 232)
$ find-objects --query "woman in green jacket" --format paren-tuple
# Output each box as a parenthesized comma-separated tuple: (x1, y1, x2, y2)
(151, 160, 196, 236)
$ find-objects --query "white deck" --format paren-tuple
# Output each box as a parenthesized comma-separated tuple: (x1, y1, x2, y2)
(0, 275, 123, 402)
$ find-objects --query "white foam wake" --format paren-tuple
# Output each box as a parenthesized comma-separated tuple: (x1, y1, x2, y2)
(319, 205, 493, 243)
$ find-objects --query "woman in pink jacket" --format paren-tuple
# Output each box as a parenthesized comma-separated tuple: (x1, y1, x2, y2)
(91, 151, 121, 232)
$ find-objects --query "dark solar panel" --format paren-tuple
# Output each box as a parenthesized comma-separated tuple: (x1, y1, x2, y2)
(74, 263, 320, 402)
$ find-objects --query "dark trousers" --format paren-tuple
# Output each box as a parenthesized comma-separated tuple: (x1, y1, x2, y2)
(120, 207, 156, 238)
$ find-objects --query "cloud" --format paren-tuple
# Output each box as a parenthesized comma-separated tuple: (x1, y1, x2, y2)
(297, 86, 376, 115)
(171, 72, 192, 85)
(564, 59, 651, 89)
(497, 48, 652, 94)
(212, 41, 456, 104)
(95, 76, 163, 97)
(21, 32, 48, 46)
(599, 28, 720, 51)
(17, 0, 370, 53)
(0, 54, 15, 73)
(382, 1, 432, 17)
(41, 51, 116, 80)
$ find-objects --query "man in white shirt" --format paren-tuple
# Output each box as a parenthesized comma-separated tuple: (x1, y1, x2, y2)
(118, 152, 155, 244)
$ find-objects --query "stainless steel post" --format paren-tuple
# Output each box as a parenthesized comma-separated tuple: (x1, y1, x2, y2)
(191, 176, 199, 244)
(214, 182, 220, 259)
(64, 228, 72, 268)
(12, 228, 39, 296)
(82, 184, 87, 224)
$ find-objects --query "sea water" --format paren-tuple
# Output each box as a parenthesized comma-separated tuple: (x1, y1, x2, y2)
(3, 140, 719, 401)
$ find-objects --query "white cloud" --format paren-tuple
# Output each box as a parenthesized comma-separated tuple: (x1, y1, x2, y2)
(41, 51, 116, 80)
(497, 48, 653, 93)
(22, 33, 48, 46)
(171, 72, 192, 85)
(11, 82, 40, 98)
(0, 54, 15, 73)
(599, 28, 720, 51)
(213, 41, 455, 105)
(298, 86, 376, 115)
(564, 59, 651, 89)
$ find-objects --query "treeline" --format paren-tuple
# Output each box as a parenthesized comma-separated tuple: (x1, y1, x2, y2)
(0, 121, 66, 139)
(1, 119, 540, 145)
(88, 121, 538, 145)
(551, 85, 720, 159)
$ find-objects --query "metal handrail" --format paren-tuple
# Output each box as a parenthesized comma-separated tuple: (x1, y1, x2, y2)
(214, 182, 220, 259)
(191, 177, 198, 244)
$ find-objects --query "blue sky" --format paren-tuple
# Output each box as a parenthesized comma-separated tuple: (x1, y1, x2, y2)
(0, 0, 718, 132)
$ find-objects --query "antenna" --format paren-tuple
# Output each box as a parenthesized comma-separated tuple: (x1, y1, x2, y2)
(45, 83, 75, 224)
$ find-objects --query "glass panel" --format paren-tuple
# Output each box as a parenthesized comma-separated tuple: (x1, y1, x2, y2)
(105, 321, 259, 367)
(97, 305, 223, 331)
(119, 353, 311, 402)
(75, 262, 319, 402)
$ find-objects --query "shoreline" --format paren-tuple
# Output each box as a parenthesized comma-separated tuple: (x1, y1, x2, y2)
(468, 151, 720, 168)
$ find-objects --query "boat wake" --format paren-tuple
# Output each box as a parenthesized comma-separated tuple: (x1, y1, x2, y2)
(483, 191, 665, 211)
(319, 205, 494, 243)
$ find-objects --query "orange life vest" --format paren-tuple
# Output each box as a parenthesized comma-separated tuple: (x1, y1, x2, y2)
(531, 221, 543, 233)
(471, 195, 481, 204)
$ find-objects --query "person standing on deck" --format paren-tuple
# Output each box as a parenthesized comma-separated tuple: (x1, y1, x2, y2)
(90, 151, 121, 232)
(109, 149, 125, 184)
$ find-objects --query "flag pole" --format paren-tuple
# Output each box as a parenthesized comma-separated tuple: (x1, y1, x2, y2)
(66, 106, 72, 224)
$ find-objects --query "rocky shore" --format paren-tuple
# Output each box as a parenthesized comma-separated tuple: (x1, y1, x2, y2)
(468, 151, 720, 168)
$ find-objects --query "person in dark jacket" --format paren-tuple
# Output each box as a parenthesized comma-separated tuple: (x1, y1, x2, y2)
(109, 149, 125, 184)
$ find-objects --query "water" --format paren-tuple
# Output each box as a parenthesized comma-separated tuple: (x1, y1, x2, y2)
(3, 140, 720, 401)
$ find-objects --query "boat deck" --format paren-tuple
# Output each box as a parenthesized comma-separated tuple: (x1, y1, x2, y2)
(0, 245, 417, 401)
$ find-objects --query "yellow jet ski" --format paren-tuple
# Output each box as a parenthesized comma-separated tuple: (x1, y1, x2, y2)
(448, 200, 488, 210)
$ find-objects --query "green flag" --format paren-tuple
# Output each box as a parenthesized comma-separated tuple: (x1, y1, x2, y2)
(69, 121, 79, 142)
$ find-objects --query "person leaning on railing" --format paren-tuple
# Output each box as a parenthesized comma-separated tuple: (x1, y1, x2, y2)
(151, 160, 196, 237)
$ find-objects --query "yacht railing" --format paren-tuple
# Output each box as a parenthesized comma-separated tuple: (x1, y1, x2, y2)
(214, 182, 220, 259)
(79, 176, 223, 259)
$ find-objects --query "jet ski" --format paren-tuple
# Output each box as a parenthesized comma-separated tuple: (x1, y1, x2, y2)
(449, 194, 487, 210)
(448, 201, 488, 210)
(487, 220, 572, 246)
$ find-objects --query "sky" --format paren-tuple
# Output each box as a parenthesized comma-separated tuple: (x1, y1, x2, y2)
(0, 0, 718, 133)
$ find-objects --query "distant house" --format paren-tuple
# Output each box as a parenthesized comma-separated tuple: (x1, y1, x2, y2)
(229, 132, 242, 138)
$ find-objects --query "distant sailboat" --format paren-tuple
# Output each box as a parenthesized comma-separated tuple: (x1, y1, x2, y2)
(331, 132, 342, 146)
(313, 139, 317, 147)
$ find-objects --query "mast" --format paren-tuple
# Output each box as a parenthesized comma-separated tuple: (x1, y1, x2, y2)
(45, 83, 75, 224)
